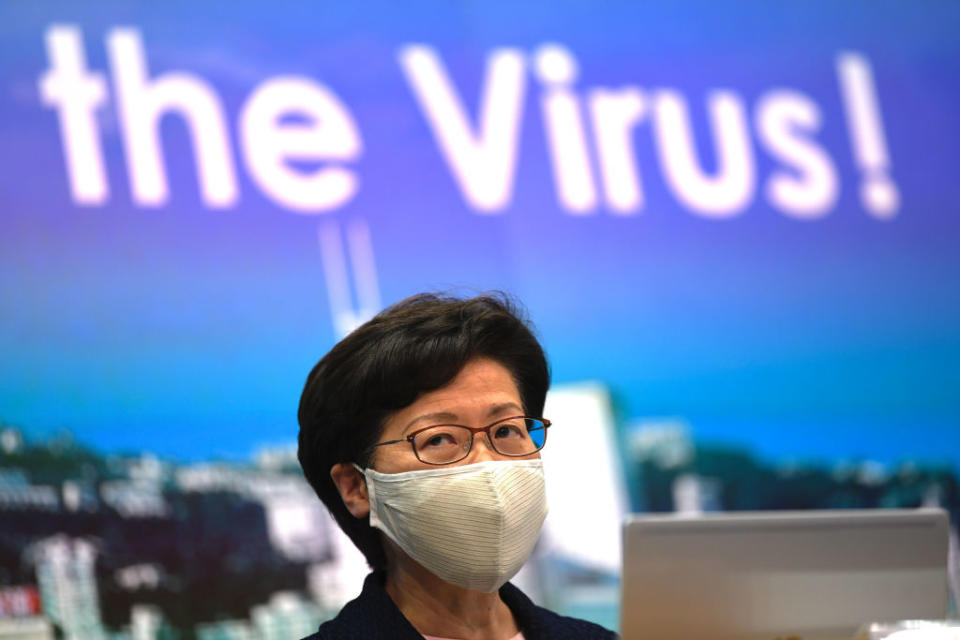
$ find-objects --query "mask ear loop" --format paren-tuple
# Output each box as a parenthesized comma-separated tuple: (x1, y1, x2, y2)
(352, 463, 373, 505)
(351, 462, 368, 487)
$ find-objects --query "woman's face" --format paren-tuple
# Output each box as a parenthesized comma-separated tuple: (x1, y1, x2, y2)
(371, 356, 539, 473)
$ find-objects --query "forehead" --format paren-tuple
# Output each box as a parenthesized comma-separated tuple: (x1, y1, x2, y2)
(383, 357, 522, 433)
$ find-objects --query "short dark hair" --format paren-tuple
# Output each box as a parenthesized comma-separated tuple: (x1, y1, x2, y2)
(297, 292, 550, 568)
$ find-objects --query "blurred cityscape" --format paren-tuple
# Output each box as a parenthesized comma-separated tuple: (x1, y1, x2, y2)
(625, 419, 960, 522)
(1, 419, 958, 639)
(0, 423, 358, 640)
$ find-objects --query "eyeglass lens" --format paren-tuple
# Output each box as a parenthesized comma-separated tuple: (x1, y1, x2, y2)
(411, 418, 547, 464)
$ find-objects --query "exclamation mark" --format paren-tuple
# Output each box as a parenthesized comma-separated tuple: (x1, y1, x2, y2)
(836, 52, 900, 219)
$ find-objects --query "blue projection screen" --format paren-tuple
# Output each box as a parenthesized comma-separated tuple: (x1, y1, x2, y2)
(1, 0, 959, 635)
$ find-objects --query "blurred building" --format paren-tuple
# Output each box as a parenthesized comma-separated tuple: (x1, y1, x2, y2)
(0, 617, 54, 640)
(129, 604, 173, 640)
(250, 592, 322, 640)
(31, 536, 105, 640)
(176, 463, 331, 562)
(0, 470, 59, 514)
(0, 429, 24, 456)
(627, 419, 694, 470)
(195, 619, 255, 640)
(0, 584, 51, 640)
(99, 482, 169, 519)
(192, 592, 322, 640)
(672, 473, 723, 514)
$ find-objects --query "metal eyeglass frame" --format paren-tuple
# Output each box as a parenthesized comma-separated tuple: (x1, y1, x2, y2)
(362, 416, 551, 466)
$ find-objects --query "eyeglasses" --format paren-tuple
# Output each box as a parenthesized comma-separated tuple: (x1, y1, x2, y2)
(364, 416, 550, 466)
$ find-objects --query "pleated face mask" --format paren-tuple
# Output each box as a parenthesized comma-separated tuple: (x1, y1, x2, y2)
(356, 459, 548, 593)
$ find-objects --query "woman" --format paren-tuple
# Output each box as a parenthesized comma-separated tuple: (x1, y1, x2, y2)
(298, 293, 616, 639)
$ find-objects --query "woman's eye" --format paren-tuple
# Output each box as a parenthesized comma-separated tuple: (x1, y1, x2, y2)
(494, 424, 524, 439)
(423, 433, 454, 448)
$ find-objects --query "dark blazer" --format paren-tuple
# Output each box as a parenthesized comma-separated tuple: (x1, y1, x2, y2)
(302, 570, 617, 639)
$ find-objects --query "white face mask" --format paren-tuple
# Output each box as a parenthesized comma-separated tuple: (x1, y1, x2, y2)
(355, 459, 548, 593)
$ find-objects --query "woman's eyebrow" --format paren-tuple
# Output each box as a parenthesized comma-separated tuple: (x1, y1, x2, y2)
(402, 412, 459, 435)
(402, 402, 524, 435)
(486, 402, 524, 417)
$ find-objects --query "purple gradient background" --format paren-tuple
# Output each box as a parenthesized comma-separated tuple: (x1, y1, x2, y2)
(1, 1, 958, 465)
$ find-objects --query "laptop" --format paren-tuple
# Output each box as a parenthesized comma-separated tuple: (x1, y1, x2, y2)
(621, 508, 950, 640)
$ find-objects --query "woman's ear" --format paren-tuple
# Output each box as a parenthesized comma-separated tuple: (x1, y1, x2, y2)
(330, 463, 370, 519)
